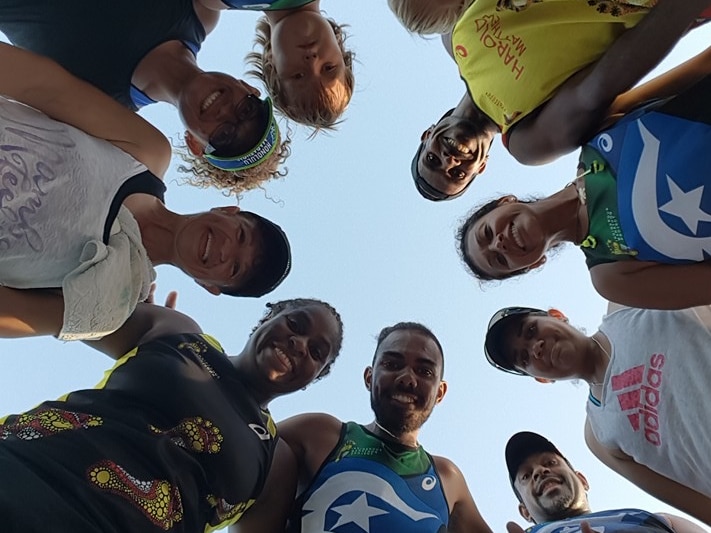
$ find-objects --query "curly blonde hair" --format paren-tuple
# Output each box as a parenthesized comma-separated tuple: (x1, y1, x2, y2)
(176, 132, 292, 197)
(245, 16, 355, 131)
(388, 0, 470, 35)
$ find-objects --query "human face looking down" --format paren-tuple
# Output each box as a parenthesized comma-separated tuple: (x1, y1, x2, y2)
(514, 451, 589, 524)
(180, 73, 268, 157)
(417, 114, 493, 197)
(365, 329, 446, 435)
(249, 303, 342, 393)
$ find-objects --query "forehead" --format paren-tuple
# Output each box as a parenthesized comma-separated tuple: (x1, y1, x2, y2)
(516, 451, 569, 477)
(282, 304, 340, 344)
(375, 330, 443, 368)
(464, 216, 497, 278)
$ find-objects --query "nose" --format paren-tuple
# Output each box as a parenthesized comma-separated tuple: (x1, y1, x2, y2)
(530, 339, 544, 359)
(395, 368, 417, 390)
(493, 233, 506, 251)
(289, 335, 308, 359)
(532, 463, 551, 482)
(303, 49, 317, 61)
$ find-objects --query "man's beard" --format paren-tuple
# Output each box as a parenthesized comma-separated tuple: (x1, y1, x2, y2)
(370, 393, 435, 435)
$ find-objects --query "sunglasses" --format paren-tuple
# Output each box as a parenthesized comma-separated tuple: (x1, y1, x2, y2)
(204, 95, 263, 157)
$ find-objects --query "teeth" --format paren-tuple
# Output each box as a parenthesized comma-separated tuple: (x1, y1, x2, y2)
(201, 91, 220, 112)
(443, 137, 471, 154)
(392, 394, 415, 404)
(274, 347, 293, 372)
(202, 232, 212, 263)
(511, 223, 524, 250)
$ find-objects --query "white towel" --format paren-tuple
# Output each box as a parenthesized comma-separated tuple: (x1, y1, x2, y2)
(59, 206, 155, 341)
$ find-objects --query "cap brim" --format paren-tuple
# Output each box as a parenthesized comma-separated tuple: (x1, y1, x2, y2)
(484, 307, 546, 375)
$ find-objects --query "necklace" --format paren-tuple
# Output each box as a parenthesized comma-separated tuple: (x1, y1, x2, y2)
(374, 421, 419, 448)
(589, 334, 611, 387)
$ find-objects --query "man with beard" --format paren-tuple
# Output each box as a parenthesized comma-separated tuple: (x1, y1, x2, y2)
(232, 322, 492, 533)
(504, 432, 704, 533)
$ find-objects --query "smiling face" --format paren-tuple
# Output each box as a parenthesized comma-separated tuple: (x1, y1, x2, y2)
(174, 207, 263, 295)
(365, 329, 446, 434)
(498, 313, 591, 381)
(417, 115, 494, 196)
(270, 11, 347, 106)
(179, 72, 267, 157)
(250, 303, 342, 393)
(464, 197, 549, 279)
(514, 452, 590, 523)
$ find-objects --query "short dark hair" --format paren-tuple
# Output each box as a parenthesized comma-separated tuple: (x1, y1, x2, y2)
(253, 298, 344, 379)
(373, 322, 445, 377)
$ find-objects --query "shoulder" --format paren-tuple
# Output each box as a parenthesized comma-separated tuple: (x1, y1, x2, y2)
(431, 454, 468, 493)
(278, 413, 342, 446)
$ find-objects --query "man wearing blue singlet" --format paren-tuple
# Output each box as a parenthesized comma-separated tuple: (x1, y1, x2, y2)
(503, 432, 703, 533)
(232, 322, 492, 533)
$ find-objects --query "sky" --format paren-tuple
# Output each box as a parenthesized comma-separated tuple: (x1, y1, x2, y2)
(1, 2, 709, 530)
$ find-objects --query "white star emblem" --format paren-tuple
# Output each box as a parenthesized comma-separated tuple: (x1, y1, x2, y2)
(330, 493, 388, 532)
(658, 174, 711, 234)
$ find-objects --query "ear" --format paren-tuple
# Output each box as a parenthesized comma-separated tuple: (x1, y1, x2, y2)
(196, 280, 222, 296)
(420, 127, 434, 142)
(575, 471, 590, 491)
(184, 131, 206, 156)
(498, 195, 518, 206)
(363, 366, 373, 390)
(547, 308, 568, 322)
(476, 156, 489, 175)
(210, 206, 241, 215)
(534, 377, 555, 384)
(435, 380, 448, 404)
(518, 502, 533, 523)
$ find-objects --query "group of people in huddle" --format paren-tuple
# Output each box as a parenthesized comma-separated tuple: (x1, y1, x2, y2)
(1, 0, 711, 532)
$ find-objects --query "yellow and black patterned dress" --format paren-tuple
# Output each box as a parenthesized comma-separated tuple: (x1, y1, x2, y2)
(0, 333, 277, 533)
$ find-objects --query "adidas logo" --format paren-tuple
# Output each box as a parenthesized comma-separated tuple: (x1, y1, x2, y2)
(610, 353, 665, 446)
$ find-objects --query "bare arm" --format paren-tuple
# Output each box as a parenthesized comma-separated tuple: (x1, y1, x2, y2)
(610, 47, 711, 116)
(590, 261, 711, 310)
(508, 0, 711, 165)
(0, 287, 64, 338)
(0, 43, 170, 177)
(231, 438, 298, 533)
(0, 286, 200, 359)
(584, 420, 711, 526)
(432, 456, 492, 533)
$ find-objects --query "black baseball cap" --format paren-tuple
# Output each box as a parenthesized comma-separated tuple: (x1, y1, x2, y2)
(506, 431, 572, 498)
(225, 212, 291, 298)
(485, 307, 547, 375)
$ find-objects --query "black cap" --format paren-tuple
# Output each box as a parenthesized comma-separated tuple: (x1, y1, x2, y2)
(506, 432, 570, 496)
(484, 307, 547, 375)
(411, 108, 474, 202)
(227, 213, 291, 298)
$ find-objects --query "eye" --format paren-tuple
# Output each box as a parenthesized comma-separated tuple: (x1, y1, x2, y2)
(323, 63, 337, 73)
(292, 72, 305, 80)
(210, 123, 235, 150)
(520, 472, 530, 482)
(484, 225, 493, 242)
(495, 252, 507, 267)
(309, 342, 325, 362)
(525, 322, 536, 339)
(451, 169, 466, 181)
(231, 262, 240, 278)
(417, 367, 435, 378)
(287, 316, 305, 334)
(425, 153, 439, 166)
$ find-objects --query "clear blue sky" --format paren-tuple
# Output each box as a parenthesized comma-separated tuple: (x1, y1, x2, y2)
(1, 3, 709, 529)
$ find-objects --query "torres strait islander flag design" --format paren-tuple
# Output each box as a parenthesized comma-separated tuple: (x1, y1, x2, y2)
(298, 457, 448, 533)
(527, 508, 674, 533)
(587, 105, 711, 263)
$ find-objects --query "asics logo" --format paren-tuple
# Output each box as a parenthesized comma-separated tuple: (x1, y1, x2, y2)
(610, 353, 665, 446)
